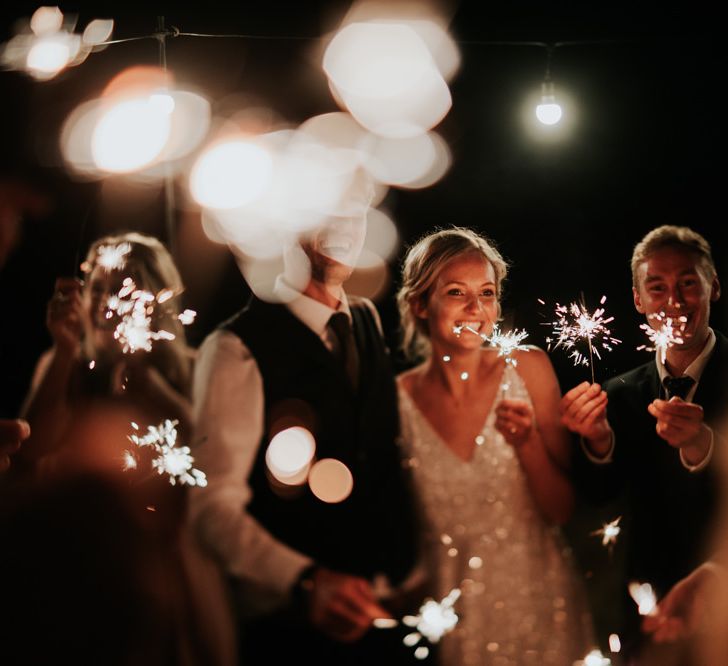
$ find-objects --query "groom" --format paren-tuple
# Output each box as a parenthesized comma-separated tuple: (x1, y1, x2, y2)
(561, 224, 728, 661)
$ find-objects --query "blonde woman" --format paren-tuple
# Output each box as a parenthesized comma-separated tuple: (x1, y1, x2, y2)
(20, 231, 193, 474)
(397, 227, 593, 665)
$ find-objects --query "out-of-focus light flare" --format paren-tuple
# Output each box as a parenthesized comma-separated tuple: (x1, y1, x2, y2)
(190, 139, 273, 209)
(608, 634, 621, 653)
(362, 131, 448, 188)
(82, 19, 114, 47)
(26, 35, 76, 78)
(92, 98, 172, 173)
(340, 1, 460, 81)
(62, 87, 210, 178)
(628, 581, 657, 616)
(323, 20, 453, 138)
(362, 207, 398, 262)
(308, 458, 354, 503)
(30, 6, 64, 35)
(1, 7, 113, 80)
(573, 649, 612, 666)
(265, 427, 316, 485)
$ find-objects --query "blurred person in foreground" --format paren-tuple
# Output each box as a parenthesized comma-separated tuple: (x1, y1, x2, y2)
(6, 231, 234, 664)
(189, 169, 420, 665)
(0, 177, 49, 472)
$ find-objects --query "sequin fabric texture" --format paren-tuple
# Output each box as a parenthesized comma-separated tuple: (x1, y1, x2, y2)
(397, 362, 594, 665)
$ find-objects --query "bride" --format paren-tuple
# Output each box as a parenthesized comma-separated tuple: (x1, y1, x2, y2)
(396, 227, 593, 665)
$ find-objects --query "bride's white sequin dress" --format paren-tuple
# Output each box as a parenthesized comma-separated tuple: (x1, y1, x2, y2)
(397, 363, 593, 665)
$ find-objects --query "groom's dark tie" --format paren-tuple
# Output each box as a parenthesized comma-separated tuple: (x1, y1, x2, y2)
(328, 312, 359, 390)
(663, 375, 695, 400)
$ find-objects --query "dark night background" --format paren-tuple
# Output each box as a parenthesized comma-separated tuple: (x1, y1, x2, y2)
(1, 0, 726, 652)
(2, 1, 726, 412)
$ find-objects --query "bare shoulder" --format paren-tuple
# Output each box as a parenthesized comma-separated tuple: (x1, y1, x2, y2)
(512, 346, 558, 386)
(397, 364, 426, 394)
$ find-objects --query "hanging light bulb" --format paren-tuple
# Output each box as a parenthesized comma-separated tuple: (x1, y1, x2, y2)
(536, 79, 562, 125)
(535, 45, 563, 126)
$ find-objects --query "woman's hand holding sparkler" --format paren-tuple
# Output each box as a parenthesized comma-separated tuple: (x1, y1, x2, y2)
(495, 398, 534, 448)
(46, 277, 85, 356)
(560, 381, 613, 456)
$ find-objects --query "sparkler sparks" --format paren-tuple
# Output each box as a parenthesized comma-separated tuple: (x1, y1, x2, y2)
(541, 296, 621, 382)
(573, 649, 612, 666)
(637, 312, 686, 364)
(128, 419, 207, 487)
(591, 516, 621, 548)
(628, 581, 657, 616)
(105, 278, 196, 353)
(373, 588, 462, 659)
(401, 588, 462, 659)
(95, 242, 131, 272)
(487, 324, 529, 366)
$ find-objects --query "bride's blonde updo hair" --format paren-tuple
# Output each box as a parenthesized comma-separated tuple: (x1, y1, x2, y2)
(397, 227, 508, 361)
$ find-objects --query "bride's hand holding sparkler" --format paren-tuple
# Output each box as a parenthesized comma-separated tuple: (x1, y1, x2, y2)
(495, 398, 533, 448)
(560, 381, 613, 455)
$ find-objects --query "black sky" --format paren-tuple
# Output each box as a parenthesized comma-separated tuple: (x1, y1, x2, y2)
(1, 1, 726, 414)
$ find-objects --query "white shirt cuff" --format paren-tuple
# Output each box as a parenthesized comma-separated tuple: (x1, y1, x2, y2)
(679, 426, 714, 473)
(581, 431, 614, 464)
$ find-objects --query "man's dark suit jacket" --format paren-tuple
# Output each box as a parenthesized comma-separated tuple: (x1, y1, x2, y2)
(577, 330, 728, 653)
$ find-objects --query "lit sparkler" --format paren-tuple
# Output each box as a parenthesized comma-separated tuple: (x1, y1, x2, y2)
(401, 588, 461, 659)
(541, 295, 621, 382)
(637, 312, 686, 364)
(373, 587, 462, 659)
(573, 649, 612, 666)
(105, 278, 196, 353)
(128, 419, 207, 487)
(95, 242, 131, 272)
(591, 516, 621, 548)
(628, 581, 657, 616)
(486, 324, 529, 366)
(452, 324, 484, 339)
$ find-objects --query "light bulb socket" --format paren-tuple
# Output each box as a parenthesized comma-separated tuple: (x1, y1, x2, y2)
(541, 80, 556, 100)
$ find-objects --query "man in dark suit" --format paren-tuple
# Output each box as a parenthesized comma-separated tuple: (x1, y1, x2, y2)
(560, 225, 727, 662)
(189, 170, 419, 665)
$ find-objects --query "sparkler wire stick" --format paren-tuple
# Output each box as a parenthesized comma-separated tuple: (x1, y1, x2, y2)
(581, 292, 596, 384)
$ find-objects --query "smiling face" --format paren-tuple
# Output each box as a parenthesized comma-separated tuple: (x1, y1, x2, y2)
(415, 252, 499, 352)
(300, 212, 367, 288)
(633, 245, 720, 356)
